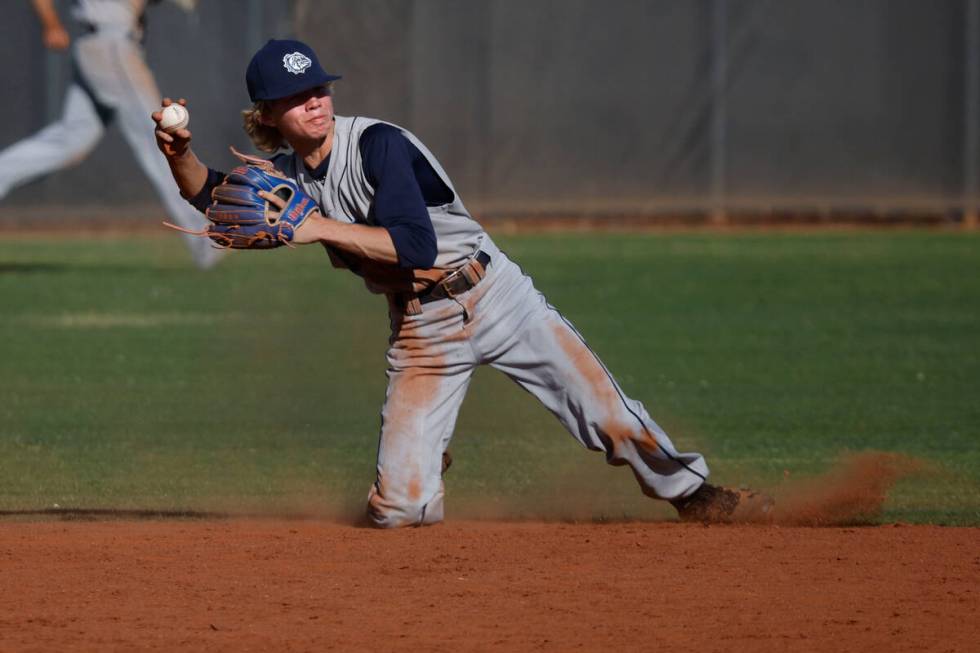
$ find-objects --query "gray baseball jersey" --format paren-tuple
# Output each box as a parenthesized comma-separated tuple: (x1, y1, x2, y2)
(0, 0, 218, 269)
(272, 115, 710, 527)
(270, 115, 485, 271)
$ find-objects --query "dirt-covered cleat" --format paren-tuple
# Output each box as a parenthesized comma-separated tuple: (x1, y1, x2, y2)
(670, 483, 774, 523)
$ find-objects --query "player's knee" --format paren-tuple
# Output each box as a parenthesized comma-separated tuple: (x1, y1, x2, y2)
(44, 116, 102, 155)
(366, 483, 444, 529)
(58, 128, 102, 165)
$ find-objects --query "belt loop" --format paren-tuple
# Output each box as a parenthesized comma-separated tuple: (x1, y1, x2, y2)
(460, 266, 478, 286)
(470, 256, 487, 280)
(459, 254, 487, 286)
(394, 293, 423, 316)
(404, 297, 423, 316)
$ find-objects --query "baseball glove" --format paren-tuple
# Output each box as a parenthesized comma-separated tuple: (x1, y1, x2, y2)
(167, 148, 318, 249)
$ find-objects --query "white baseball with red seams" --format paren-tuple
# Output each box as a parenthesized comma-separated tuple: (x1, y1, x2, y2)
(159, 104, 189, 134)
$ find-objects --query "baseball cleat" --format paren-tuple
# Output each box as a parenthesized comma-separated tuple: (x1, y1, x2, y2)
(670, 483, 774, 523)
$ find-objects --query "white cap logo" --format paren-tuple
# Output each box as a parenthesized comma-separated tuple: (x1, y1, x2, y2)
(282, 52, 312, 75)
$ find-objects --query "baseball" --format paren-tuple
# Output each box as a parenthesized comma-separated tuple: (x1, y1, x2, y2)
(159, 103, 189, 133)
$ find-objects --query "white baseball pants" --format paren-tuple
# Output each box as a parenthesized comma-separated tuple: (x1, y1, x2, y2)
(367, 238, 709, 527)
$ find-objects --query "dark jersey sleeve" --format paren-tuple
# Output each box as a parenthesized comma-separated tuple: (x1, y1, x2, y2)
(360, 124, 452, 269)
(187, 167, 227, 213)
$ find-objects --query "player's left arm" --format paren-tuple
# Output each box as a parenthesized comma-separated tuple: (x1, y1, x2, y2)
(292, 214, 401, 265)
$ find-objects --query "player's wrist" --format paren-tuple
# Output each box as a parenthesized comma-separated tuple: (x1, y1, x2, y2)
(165, 146, 194, 163)
(293, 211, 332, 245)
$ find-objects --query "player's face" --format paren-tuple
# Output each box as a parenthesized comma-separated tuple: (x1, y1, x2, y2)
(264, 85, 334, 143)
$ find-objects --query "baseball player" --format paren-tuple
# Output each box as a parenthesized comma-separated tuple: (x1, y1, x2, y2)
(154, 39, 773, 527)
(0, 0, 220, 269)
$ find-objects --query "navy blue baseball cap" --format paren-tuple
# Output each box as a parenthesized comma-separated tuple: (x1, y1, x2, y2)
(246, 39, 342, 102)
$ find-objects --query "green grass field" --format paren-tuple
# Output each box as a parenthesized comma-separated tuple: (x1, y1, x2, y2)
(1, 231, 977, 524)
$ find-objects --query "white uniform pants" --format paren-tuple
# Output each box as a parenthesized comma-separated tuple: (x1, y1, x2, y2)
(367, 238, 709, 527)
(0, 32, 215, 267)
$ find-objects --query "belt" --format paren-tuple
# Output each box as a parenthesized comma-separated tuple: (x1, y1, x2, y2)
(418, 250, 491, 305)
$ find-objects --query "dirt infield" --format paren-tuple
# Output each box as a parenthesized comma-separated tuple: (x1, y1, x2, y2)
(0, 520, 976, 652)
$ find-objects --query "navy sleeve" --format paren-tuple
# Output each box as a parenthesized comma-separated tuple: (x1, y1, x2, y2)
(359, 124, 439, 269)
(187, 167, 227, 213)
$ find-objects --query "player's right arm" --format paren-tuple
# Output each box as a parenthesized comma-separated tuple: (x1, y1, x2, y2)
(151, 98, 211, 201)
(31, 0, 70, 50)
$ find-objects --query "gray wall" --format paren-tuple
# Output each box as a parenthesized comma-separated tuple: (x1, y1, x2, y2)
(1, 0, 975, 221)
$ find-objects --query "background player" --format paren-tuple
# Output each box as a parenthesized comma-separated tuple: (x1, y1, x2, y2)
(153, 39, 773, 526)
(0, 0, 220, 269)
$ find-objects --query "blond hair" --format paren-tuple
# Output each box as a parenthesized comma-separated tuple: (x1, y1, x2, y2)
(241, 101, 284, 153)
(240, 83, 335, 153)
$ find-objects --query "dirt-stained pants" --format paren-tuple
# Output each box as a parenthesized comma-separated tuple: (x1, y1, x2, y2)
(366, 237, 708, 528)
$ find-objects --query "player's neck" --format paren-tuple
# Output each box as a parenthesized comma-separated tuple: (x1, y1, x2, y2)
(293, 121, 335, 170)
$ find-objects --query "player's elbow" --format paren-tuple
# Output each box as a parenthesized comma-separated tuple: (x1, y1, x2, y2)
(413, 234, 438, 269)
(390, 225, 438, 269)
